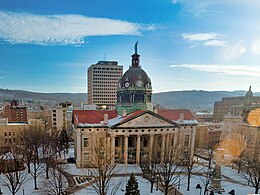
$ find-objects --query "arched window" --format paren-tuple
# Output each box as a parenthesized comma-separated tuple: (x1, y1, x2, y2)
(122, 94, 131, 103)
(134, 93, 144, 102)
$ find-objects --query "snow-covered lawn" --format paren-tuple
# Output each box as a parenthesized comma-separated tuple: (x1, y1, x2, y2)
(0, 164, 68, 195)
(74, 176, 164, 195)
(221, 166, 248, 185)
(65, 163, 142, 176)
(0, 160, 256, 195)
(178, 174, 255, 195)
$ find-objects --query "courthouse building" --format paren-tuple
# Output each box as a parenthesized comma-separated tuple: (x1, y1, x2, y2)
(73, 44, 198, 167)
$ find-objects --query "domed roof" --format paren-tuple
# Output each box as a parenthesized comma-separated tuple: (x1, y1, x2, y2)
(119, 66, 151, 89)
(245, 86, 253, 97)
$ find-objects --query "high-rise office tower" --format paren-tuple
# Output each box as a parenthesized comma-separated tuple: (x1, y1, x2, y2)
(87, 61, 123, 109)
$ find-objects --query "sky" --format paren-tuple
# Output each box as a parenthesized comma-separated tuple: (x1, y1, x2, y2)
(1, 0, 260, 93)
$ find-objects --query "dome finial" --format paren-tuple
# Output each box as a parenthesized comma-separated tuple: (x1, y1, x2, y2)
(134, 41, 139, 54)
(249, 85, 251, 91)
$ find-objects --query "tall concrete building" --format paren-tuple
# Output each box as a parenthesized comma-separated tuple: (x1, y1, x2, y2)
(87, 61, 123, 109)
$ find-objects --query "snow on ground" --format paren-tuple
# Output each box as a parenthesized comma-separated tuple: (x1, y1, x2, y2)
(221, 166, 248, 185)
(65, 163, 142, 176)
(178, 174, 255, 195)
(0, 164, 68, 195)
(65, 147, 75, 159)
(74, 176, 164, 195)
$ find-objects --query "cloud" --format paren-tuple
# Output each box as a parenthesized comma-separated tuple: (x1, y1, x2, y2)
(176, 0, 260, 17)
(171, 0, 178, 4)
(170, 64, 260, 77)
(252, 39, 260, 55)
(0, 11, 156, 46)
(177, 0, 218, 17)
(204, 40, 227, 47)
(221, 42, 246, 61)
(182, 33, 227, 48)
(182, 33, 220, 41)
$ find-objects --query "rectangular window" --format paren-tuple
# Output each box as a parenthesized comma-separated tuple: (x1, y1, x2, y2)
(98, 138, 105, 148)
(83, 138, 89, 147)
(184, 135, 190, 147)
(83, 152, 89, 161)
(115, 137, 119, 147)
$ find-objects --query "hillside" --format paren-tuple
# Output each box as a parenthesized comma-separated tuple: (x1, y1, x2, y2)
(1, 88, 258, 111)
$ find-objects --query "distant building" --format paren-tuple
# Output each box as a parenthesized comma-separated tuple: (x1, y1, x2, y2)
(195, 124, 222, 149)
(4, 100, 27, 123)
(213, 86, 260, 122)
(80, 103, 97, 110)
(218, 111, 260, 164)
(0, 119, 45, 148)
(196, 112, 213, 122)
(87, 61, 123, 109)
(52, 102, 73, 130)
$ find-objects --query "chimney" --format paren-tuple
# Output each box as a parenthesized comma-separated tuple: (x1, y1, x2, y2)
(122, 110, 127, 117)
(104, 114, 108, 125)
(180, 113, 184, 121)
(153, 107, 158, 114)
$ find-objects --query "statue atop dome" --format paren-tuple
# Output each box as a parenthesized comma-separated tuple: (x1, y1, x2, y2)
(134, 41, 139, 54)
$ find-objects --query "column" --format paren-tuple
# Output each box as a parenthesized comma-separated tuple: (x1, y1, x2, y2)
(166, 134, 170, 149)
(149, 134, 154, 161)
(76, 130, 81, 167)
(124, 135, 128, 164)
(107, 136, 111, 151)
(161, 134, 166, 162)
(111, 135, 115, 164)
(136, 134, 141, 165)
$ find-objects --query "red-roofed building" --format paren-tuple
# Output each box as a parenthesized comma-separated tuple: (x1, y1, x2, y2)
(73, 44, 197, 168)
(73, 110, 118, 125)
(73, 109, 197, 167)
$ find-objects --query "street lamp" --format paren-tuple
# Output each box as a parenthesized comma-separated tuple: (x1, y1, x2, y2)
(178, 174, 180, 189)
(150, 175, 155, 193)
(228, 189, 235, 195)
(156, 174, 159, 191)
(195, 184, 202, 195)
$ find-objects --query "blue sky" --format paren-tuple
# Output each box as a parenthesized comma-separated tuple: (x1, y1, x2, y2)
(1, 0, 260, 93)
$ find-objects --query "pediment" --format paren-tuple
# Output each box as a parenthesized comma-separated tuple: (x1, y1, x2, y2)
(114, 112, 177, 128)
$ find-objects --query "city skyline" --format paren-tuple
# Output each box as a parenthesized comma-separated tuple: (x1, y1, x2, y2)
(1, 0, 260, 93)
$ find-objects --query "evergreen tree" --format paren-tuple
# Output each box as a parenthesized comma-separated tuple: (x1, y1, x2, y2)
(125, 173, 140, 195)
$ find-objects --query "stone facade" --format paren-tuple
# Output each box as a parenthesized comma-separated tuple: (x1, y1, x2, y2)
(73, 110, 197, 168)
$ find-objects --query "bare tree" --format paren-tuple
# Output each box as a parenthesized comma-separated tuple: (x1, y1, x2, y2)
(184, 155, 196, 191)
(88, 139, 122, 195)
(21, 125, 44, 190)
(155, 142, 182, 195)
(20, 127, 34, 173)
(140, 141, 159, 193)
(239, 147, 260, 194)
(52, 129, 69, 159)
(197, 144, 216, 195)
(0, 145, 28, 195)
(40, 131, 57, 179)
(41, 160, 67, 195)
